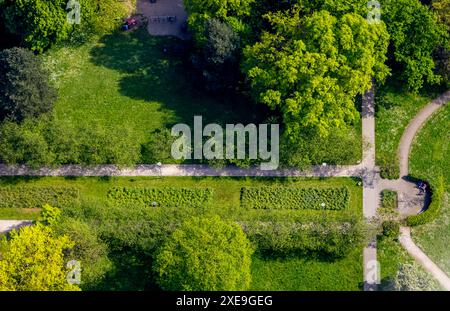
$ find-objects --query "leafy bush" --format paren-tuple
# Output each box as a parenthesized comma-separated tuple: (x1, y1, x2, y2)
(379, 155, 400, 180)
(381, 190, 398, 210)
(153, 216, 253, 291)
(243, 220, 364, 258)
(240, 187, 349, 210)
(382, 220, 400, 238)
(52, 217, 113, 290)
(107, 187, 214, 208)
(0, 47, 56, 121)
(0, 186, 79, 208)
(407, 178, 444, 226)
(38, 204, 61, 226)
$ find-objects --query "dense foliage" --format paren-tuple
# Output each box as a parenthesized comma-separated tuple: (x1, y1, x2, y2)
(243, 219, 364, 258)
(0, 48, 56, 121)
(107, 187, 214, 208)
(1, 0, 133, 52)
(153, 216, 253, 291)
(394, 263, 435, 291)
(243, 7, 389, 137)
(240, 187, 349, 210)
(0, 186, 79, 208)
(0, 224, 80, 291)
(381, 0, 449, 92)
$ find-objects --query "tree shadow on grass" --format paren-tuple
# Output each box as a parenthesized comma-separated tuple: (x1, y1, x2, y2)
(89, 29, 266, 128)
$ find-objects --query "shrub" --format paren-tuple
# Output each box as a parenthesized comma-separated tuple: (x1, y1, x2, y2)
(240, 187, 349, 210)
(242, 219, 364, 258)
(52, 217, 113, 290)
(107, 187, 214, 208)
(38, 204, 61, 226)
(394, 263, 435, 291)
(407, 177, 444, 226)
(381, 190, 398, 210)
(0, 48, 56, 121)
(0, 186, 79, 208)
(0, 224, 79, 291)
(153, 216, 253, 291)
(379, 155, 400, 180)
(382, 220, 400, 238)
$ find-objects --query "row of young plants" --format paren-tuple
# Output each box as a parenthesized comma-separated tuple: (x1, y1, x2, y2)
(0, 186, 79, 208)
(107, 187, 214, 208)
(240, 187, 349, 210)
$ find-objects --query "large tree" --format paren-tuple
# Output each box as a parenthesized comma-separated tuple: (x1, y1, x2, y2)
(0, 224, 80, 291)
(2, 0, 70, 52)
(243, 8, 390, 137)
(153, 216, 253, 291)
(0, 47, 56, 121)
(381, 0, 448, 92)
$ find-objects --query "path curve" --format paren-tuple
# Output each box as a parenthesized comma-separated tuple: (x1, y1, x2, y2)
(393, 91, 450, 290)
(399, 227, 450, 290)
(398, 91, 450, 177)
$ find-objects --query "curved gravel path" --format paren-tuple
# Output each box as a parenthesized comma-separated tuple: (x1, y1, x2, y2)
(399, 227, 450, 290)
(398, 91, 450, 177)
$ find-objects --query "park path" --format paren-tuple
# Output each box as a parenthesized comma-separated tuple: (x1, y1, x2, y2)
(398, 91, 450, 177)
(399, 227, 450, 290)
(0, 220, 33, 234)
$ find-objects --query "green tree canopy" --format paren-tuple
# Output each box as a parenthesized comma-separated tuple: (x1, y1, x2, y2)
(0, 47, 56, 122)
(184, 0, 255, 43)
(2, 0, 70, 52)
(243, 8, 390, 137)
(153, 216, 253, 291)
(0, 224, 80, 291)
(381, 0, 448, 92)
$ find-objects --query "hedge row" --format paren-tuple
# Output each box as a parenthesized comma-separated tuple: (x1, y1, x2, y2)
(240, 187, 349, 210)
(0, 186, 79, 208)
(407, 179, 444, 226)
(107, 187, 214, 208)
(241, 220, 364, 258)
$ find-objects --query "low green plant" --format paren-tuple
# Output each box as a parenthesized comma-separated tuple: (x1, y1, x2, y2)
(0, 186, 79, 208)
(382, 220, 400, 238)
(107, 187, 214, 208)
(240, 187, 349, 210)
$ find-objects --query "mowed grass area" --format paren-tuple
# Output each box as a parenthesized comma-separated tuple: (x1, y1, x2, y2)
(251, 248, 363, 291)
(375, 82, 433, 171)
(410, 104, 450, 275)
(0, 176, 363, 290)
(42, 29, 264, 160)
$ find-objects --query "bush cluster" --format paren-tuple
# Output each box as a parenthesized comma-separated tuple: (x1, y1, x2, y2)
(242, 220, 364, 258)
(240, 187, 349, 210)
(107, 187, 214, 208)
(0, 186, 79, 208)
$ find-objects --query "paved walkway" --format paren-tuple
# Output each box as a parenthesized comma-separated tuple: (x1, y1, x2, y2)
(137, 0, 189, 40)
(399, 227, 450, 290)
(0, 220, 33, 234)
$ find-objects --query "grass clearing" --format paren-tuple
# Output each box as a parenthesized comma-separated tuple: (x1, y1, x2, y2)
(42, 29, 264, 163)
(0, 176, 362, 290)
(375, 82, 433, 174)
(410, 104, 450, 275)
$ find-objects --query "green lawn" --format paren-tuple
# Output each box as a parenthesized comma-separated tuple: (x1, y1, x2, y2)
(0, 176, 362, 290)
(0, 208, 40, 220)
(42, 29, 264, 163)
(410, 104, 450, 275)
(251, 248, 363, 291)
(375, 82, 433, 175)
